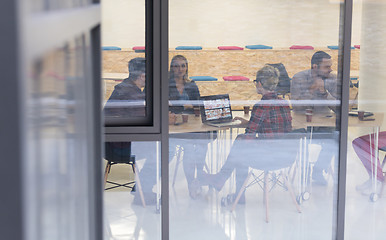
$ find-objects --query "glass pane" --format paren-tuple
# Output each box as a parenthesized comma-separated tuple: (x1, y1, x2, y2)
(103, 141, 161, 239)
(345, 1, 386, 239)
(102, 0, 148, 125)
(28, 0, 90, 12)
(169, 1, 343, 239)
(24, 37, 92, 240)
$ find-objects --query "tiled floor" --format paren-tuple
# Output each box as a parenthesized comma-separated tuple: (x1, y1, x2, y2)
(104, 128, 386, 240)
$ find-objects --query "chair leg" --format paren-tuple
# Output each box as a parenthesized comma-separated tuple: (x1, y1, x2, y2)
(172, 146, 183, 187)
(133, 163, 146, 208)
(231, 171, 253, 212)
(283, 170, 302, 213)
(204, 162, 210, 173)
(290, 161, 297, 185)
(264, 171, 269, 223)
(104, 162, 111, 189)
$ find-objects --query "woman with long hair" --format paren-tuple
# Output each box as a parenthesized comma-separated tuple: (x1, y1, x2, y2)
(168, 55, 209, 199)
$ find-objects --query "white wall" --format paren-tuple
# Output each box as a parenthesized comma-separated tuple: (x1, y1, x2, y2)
(101, 0, 363, 48)
(358, 1, 386, 124)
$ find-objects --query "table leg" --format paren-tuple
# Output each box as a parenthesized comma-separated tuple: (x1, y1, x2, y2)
(370, 127, 380, 202)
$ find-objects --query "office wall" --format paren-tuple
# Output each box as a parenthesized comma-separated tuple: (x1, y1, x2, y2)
(101, 0, 363, 48)
(358, 1, 386, 128)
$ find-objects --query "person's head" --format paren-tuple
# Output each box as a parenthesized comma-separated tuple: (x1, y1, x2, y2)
(170, 55, 189, 82)
(311, 51, 332, 79)
(128, 57, 146, 88)
(254, 65, 280, 94)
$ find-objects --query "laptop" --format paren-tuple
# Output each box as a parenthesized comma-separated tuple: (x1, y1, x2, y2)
(200, 94, 241, 127)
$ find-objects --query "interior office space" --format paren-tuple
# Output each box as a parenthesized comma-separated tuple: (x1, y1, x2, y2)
(2, 0, 386, 240)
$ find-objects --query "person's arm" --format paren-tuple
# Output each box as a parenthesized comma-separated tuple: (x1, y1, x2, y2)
(184, 81, 200, 110)
(325, 74, 340, 99)
(283, 104, 293, 132)
(244, 105, 266, 137)
(323, 75, 340, 112)
(290, 72, 313, 112)
(290, 73, 302, 102)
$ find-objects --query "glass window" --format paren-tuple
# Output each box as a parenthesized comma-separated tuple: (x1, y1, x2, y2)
(25, 36, 93, 240)
(103, 140, 161, 239)
(168, 0, 343, 239)
(345, 1, 386, 239)
(101, 0, 151, 126)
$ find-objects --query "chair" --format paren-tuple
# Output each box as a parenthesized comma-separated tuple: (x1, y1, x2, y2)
(228, 133, 304, 222)
(267, 63, 291, 96)
(104, 142, 146, 207)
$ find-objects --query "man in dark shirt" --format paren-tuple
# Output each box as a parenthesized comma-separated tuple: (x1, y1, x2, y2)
(104, 58, 158, 205)
(104, 57, 146, 118)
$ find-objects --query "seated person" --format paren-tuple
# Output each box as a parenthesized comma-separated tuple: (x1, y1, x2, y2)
(290, 51, 340, 185)
(352, 132, 386, 194)
(202, 65, 293, 203)
(104, 58, 158, 205)
(104, 57, 146, 118)
(168, 55, 211, 199)
(138, 55, 212, 200)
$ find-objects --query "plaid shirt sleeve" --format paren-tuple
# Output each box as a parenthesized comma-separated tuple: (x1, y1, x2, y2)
(245, 97, 292, 139)
(245, 104, 266, 137)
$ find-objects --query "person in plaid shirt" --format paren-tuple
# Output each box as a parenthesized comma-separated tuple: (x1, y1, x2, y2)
(241, 91, 292, 139)
(202, 65, 293, 203)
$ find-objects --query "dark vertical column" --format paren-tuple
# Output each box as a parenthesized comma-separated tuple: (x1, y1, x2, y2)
(0, 1, 23, 240)
(90, 25, 103, 240)
(336, 0, 353, 239)
(160, 0, 169, 239)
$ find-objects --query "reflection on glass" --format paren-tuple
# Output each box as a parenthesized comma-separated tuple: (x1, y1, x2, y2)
(25, 37, 93, 240)
(103, 141, 160, 239)
(345, 1, 386, 239)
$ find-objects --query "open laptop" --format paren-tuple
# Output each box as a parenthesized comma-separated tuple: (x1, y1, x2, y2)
(200, 94, 241, 127)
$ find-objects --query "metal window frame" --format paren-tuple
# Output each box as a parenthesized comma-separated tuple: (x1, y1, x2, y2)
(104, 0, 161, 133)
(0, 1, 23, 239)
(336, 0, 353, 239)
(103, 0, 169, 238)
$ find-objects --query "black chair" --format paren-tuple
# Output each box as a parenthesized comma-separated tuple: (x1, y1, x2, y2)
(228, 133, 304, 222)
(267, 63, 291, 96)
(104, 142, 146, 207)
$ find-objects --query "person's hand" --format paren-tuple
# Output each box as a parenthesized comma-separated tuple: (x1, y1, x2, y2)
(310, 77, 326, 93)
(233, 116, 249, 126)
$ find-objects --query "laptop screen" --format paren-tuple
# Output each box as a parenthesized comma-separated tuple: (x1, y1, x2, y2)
(200, 94, 233, 123)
